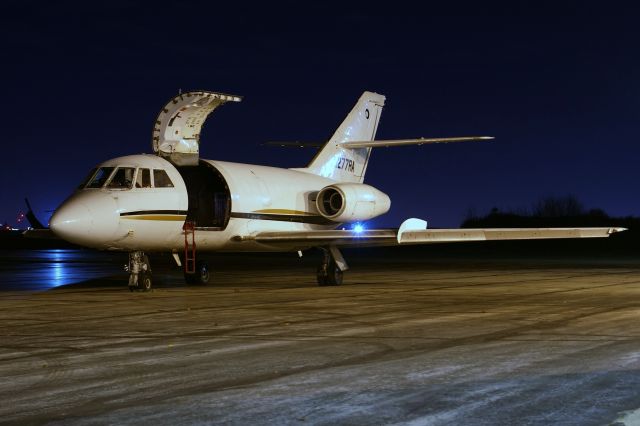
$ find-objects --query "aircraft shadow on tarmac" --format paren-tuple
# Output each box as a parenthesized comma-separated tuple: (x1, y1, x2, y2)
(45, 243, 640, 293)
(1, 237, 638, 293)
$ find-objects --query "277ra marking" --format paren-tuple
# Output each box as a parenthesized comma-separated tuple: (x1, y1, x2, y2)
(336, 157, 355, 173)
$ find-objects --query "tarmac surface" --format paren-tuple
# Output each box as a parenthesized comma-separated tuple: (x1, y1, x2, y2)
(1, 249, 640, 425)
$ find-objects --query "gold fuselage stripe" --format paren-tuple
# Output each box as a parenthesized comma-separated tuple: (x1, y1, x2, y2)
(253, 209, 314, 216)
(121, 215, 187, 221)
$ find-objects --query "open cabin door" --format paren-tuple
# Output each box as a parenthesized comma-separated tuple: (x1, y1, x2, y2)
(152, 91, 242, 166)
(177, 162, 231, 230)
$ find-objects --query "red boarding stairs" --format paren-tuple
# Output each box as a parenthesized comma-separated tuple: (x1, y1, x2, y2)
(183, 221, 196, 274)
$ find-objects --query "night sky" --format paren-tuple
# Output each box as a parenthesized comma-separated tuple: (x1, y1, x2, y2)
(2, 2, 639, 228)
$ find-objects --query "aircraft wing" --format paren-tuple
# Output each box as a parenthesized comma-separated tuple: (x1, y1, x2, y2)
(236, 229, 397, 247)
(394, 227, 624, 244)
(235, 219, 626, 250)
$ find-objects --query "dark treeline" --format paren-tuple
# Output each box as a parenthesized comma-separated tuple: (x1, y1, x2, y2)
(461, 196, 640, 254)
(461, 195, 640, 251)
(462, 195, 635, 229)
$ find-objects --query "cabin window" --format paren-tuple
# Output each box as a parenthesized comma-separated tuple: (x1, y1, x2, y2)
(107, 167, 135, 189)
(86, 167, 115, 188)
(136, 168, 152, 188)
(78, 168, 97, 189)
(153, 169, 174, 187)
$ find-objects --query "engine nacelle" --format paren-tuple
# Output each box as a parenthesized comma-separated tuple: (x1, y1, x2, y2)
(316, 183, 391, 222)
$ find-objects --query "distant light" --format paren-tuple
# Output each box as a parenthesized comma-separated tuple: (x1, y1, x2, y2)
(353, 223, 365, 234)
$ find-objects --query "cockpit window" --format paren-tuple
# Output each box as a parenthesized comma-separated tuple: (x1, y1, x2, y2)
(106, 167, 135, 189)
(135, 168, 152, 188)
(86, 167, 115, 188)
(78, 168, 97, 189)
(153, 169, 174, 187)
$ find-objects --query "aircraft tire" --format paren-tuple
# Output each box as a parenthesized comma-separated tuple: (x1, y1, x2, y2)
(317, 261, 343, 286)
(196, 261, 210, 285)
(326, 262, 343, 286)
(316, 264, 329, 286)
(185, 261, 210, 285)
(139, 272, 152, 292)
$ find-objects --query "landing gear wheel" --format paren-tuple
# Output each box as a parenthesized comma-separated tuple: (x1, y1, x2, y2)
(127, 251, 152, 292)
(316, 250, 344, 286)
(139, 272, 152, 292)
(327, 262, 343, 286)
(196, 261, 210, 284)
(185, 261, 210, 285)
(317, 263, 328, 286)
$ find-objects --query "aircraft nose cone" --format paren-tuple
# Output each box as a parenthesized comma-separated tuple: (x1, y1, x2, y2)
(50, 193, 119, 248)
(50, 202, 92, 244)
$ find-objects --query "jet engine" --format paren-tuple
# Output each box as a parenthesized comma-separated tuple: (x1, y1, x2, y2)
(316, 183, 391, 222)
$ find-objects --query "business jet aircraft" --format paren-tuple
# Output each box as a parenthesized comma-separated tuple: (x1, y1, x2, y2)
(48, 90, 625, 291)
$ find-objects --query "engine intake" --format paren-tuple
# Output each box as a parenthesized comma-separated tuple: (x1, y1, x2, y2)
(316, 183, 390, 222)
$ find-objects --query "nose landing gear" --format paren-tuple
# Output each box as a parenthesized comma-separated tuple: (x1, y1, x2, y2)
(126, 251, 152, 292)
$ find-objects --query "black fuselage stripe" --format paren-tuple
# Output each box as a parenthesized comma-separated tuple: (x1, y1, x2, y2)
(120, 210, 188, 216)
(120, 210, 332, 225)
(230, 212, 333, 225)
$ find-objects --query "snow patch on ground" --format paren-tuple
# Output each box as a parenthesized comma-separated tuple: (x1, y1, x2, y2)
(614, 408, 640, 426)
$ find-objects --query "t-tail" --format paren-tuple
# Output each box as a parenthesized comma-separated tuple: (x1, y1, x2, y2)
(298, 91, 493, 183)
(303, 91, 385, 183)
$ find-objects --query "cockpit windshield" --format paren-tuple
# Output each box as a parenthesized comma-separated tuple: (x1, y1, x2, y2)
(80, 166, 173, 190)
(107, 167, 136, 189)
(78, 168, 97, 189)
(136, 168, 152, 188)
(86, 167, 115, 188)
(153, 169, 174, 187)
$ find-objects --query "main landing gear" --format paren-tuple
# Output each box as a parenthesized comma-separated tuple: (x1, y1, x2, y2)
(126, 247, 344, 289)
(317, 246, 348, 286)
(127, 251, 152, 292)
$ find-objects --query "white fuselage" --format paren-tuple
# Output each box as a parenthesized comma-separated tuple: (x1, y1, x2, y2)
(50, 154, 341, 253)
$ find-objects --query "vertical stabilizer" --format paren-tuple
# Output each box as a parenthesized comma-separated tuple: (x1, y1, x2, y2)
(303, 91, 385, 183)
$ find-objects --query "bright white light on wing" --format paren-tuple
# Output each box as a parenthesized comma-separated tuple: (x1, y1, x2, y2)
(352, 223, 365, 234)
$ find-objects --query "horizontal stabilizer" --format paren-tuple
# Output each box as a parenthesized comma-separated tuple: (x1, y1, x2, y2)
(269, 136, 493, 149)
(263, 141, 323, 148)
(341, 136, 493, 149)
